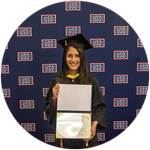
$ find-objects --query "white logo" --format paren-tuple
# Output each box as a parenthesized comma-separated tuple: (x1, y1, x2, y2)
(114, 50, 128, 60)
(17, 27, 32, 37)
(100, 87, 105, 96)
(41, 39, 57, 48)
(90, 63, 105, 72)
(136, 109, 140, 116)
(21, 123, 36, 132)
(137, 38, 144, 47)
(90, 14, 105, 23)
(114, 26, 129, 35)
(18, 76, 34, 85)
(137, 62, 149, 71)
(114, 98, 128, 107)
(44, 111, 47, 120)
(90, 38, 105, 48)
(45, 134, 55, 142)
(43, 88, 49, 97)
(6, 44, 8, 49)
(3, 89, 10, 98)
(114, 121, 128, 129)
(65, 1, 81, 11)
(18, 52, 33, 61)
(136, 86, 148, 95)
(66, 26, 81, 36)
(42, 64, 57, 73)
(20, 100, 35, 109)
(114, 75, 128, 84)
(97, 132, 105, 141)
(1, 65, 9, 74)
(41, 14, 56, 24)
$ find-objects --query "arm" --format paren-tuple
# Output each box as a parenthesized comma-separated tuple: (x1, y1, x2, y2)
(44, 79, 59, 125)
(91, 76, 107, 130)
(92, 121, 98, 127)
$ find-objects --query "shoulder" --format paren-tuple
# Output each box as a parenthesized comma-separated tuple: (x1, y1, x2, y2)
(49, 72, 62, 87)
(53, 73, 62, 82)
(89, 74, 98, 84)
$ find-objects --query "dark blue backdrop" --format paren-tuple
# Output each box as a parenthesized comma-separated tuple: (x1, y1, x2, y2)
(1, 1, 149, 146)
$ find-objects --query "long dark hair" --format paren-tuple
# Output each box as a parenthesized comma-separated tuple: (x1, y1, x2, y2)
(60, 46, 91, 84)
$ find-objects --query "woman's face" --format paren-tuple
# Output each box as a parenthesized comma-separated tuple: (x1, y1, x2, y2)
(66, 46, 81, 74)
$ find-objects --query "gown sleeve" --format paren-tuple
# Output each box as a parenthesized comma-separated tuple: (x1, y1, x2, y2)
(91, 76, 107, 130)
(44, 78, 57, 126)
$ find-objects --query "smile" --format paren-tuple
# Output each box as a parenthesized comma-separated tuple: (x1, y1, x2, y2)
(70, 63, 78, 66)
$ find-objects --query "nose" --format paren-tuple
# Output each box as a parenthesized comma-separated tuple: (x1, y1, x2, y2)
(71, 56, 76, 62)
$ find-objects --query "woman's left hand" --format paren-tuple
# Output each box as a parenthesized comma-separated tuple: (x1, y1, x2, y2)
(83, 121, 98, 141)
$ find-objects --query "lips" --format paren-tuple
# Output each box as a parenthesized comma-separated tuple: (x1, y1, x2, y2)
(70, 63, 78, 66)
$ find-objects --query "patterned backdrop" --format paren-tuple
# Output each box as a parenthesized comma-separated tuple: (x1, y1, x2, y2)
(1, 1, 149, 147)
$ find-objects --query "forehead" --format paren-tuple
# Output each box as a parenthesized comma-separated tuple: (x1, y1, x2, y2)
(67, 46, 79, 54)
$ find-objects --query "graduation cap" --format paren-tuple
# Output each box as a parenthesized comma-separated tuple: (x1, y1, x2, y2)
(57, 34, 93, 51)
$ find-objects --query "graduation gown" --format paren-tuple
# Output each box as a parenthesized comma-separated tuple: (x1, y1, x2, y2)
(44, 73, 107, 148)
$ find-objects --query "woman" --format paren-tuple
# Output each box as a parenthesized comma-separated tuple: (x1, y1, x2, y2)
(44, 34, 106, 148)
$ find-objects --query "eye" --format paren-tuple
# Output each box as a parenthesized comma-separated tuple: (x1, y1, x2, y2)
(67, 54, 72, 57)
(75, 54, 80, 58)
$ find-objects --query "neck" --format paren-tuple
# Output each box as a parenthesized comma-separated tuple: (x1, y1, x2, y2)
(68, 70, 78, 76)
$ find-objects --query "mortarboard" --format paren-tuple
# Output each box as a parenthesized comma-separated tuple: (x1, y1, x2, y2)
(57, 34, 93, 51)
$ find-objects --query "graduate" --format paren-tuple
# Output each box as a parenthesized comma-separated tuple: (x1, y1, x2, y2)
(44, 34, 107, 148)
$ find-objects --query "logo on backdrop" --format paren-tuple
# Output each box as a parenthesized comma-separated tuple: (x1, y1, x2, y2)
(90, 14, 105, 23)
(17, 27, 32, 37)
(97, 133, 105, 141)
(42, 64, 57, 73)
(41, 39, 57, 48)
(137, 38, 144, 48)
(41, 14, 56, 24)
(1, 64, 9, 74)
(44, 111, 47, 120)
(114, 98, 128, 107)
(114, 50, 128, 60)
(90, 38, 105, 48)
(43, 88, 49, 97)
(136, 109, 141, 116)
(66, 26, 81, 36)
(21, 123, 36, 132)
(5, 42, 8, 49)
(18, 52, 33, 61)
(90, 63, 105, 72)
(136, 86, 148, 95)
(3, 89, 10, 98)
(45, 134, 55, 142)
(20, 100, 35, 109)
(100, 87, 105, 96)
(137, 62, 149, 72)
(18, 76, 34, 85)
(113, 121, 128, 129)
(113, 75, 128, 84)
(65, 1, 81, 11)
(114, 26, 129, 35)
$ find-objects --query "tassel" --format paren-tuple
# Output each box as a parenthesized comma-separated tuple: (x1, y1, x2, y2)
(85, 141, 88, 147)
(65, 40, 67, 46)
(60, 139, 63, 148)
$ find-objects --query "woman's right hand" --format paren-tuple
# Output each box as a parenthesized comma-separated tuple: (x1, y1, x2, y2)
(52, 83, 60, 101)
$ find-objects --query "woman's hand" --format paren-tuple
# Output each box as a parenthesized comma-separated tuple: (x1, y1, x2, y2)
(83, 121, 98, 142)
(52, 83, 60, 101)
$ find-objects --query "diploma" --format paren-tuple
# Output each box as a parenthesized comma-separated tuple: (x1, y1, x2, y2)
(57, 84, 92, 111)
(56, 113, 91, 139)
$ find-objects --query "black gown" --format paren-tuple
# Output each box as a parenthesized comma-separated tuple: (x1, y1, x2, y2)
(44, 73, 107, 149)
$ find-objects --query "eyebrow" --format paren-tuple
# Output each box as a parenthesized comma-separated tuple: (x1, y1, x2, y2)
(67, 53, 79, 55)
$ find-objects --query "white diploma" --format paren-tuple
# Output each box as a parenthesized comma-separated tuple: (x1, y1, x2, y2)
(56, 113, 91, 139)
(57, 84, 92, 111)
